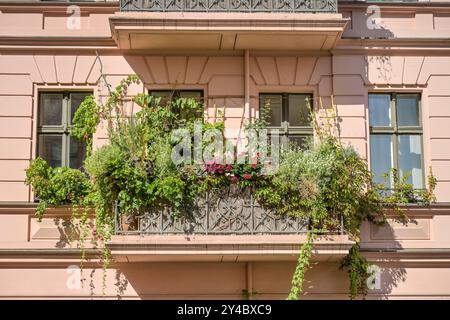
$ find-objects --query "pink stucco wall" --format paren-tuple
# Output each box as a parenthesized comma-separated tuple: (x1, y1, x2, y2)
(1, 2, 450, 299)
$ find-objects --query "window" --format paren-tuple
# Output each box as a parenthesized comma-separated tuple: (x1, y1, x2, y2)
(369, 93, 424, 189)
(259, 93, 313, 147)
(37, 92, 90, 169)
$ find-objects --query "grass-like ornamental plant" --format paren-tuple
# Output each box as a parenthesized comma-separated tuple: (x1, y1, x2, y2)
(25, 75, 436, 299)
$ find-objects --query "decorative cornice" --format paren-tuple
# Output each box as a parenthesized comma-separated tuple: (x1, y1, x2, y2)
(0, 36, 119, 53)
(363, 248, 450, 266)
(334, 38, 450, 55)
(0, 203, 95, 217)
(0, 36, 116, 47)
(0, 248, 101, 267)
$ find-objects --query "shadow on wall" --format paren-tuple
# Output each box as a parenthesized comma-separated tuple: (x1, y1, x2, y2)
(115, 269, 129, 300)
(355, 17, 409, 297)
(367, 217, 415, 298)
(53, 217, 95, 249)
(352, 11, 396, 84)
(380, 264, 407, 299)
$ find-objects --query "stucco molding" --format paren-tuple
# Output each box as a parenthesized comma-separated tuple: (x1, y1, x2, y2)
(0, 36, 117, 49)
(2, 203, 449, 215)
(335, 38, 450, 55)
(364, 249, 450, 267)
(106, 234, 355, 262)
(0, 2, 119, 14)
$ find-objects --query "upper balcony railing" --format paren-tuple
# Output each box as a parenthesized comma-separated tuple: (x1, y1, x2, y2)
(119, 0, 338, 14)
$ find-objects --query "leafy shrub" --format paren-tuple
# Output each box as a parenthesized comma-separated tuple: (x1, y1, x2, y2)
(25, 157, 91, 220)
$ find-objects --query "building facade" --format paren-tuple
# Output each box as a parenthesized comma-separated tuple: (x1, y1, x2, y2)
(1, 0, 450, 299)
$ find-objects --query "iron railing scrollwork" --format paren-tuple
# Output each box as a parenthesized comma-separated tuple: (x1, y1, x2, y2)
(114, 189, 312, 235)
(119, 0, 338, 13)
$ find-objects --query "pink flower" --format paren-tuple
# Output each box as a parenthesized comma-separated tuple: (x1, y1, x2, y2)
(251, 164, 258, 169)
(231, 176, 239, 183)
(243, 174, 252, 180)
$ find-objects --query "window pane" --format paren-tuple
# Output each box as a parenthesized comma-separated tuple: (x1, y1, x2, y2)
(398, 135, 424, 189)
(70, 93, 90, 124)
(260, 94, 282, 127)
(150, 90, 172, 98)
(370, 134, 393, 187)
(69, 136, 86, 170)
(397, 95, 420, 127)
(38, 134, 63, 168)
(369, 94, 391, 127)
(39, 93, 63, 126)
(288, 94, 311, 127)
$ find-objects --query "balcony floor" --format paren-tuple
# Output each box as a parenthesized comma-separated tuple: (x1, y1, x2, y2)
(107, 234, 354, 262)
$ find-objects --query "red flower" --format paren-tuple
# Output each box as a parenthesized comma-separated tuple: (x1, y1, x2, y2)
(226, 164, 233, 171)
(231, 176, 239, 183)
(251, 164, 258, 169)
(243, 174, 252, 180)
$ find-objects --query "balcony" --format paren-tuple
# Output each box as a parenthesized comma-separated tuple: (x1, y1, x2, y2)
(110, 0, 348, 52)
(109, 190, 353, 263)
(120, 0, 338, 13)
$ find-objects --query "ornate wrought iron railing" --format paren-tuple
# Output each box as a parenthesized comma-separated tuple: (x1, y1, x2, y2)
(119, 0, 338, 13)
(115, 189, 315, 235)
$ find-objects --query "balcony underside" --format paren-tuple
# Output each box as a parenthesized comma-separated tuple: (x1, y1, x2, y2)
(108, 234, 354, 262)
(109, 12, 349, 52)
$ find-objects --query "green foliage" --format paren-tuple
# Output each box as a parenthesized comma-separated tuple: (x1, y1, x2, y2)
(340, 244, 371, 299)
(287, 231, 315, 300)
(375, 167, 437, 206)
(71, 95, 99, 155)
(256, 136, 384, 235)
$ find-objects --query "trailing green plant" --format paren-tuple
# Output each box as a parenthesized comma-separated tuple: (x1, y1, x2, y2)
(71, 94, 99, 156)
(340, 243, 371, 299)
(287, 230, 315, 300)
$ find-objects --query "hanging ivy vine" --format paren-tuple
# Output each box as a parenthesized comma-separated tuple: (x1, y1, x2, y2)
(25, 74, 436, 299)
(287, 230, 315, 300)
